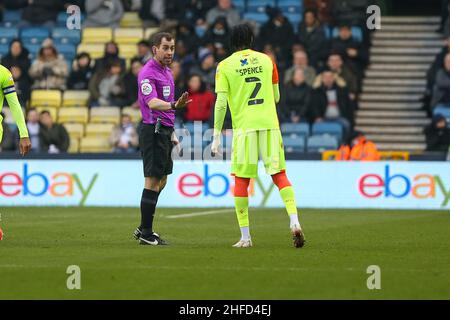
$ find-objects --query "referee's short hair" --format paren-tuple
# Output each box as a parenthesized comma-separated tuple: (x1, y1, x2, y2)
(150, 32, 175, 47)
(230, 24, 254, 51)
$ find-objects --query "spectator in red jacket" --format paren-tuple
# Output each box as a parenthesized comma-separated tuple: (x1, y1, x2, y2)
(182, 74, 215, 122)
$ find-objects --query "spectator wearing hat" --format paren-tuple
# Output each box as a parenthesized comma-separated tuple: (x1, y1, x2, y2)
(336, 131, 380, 161)
(206, 0, 240, 28)
(297, 9, 329, 70)
(29, 39, 69, 90)
(67, 52, 94, 90)
(424, 114, 450, 152)
(189, 51, 217, 90)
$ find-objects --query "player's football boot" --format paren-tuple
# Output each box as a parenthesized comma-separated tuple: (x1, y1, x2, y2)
(291, 225, 305, 248)
(232, 239, 252, 248)
(139, 232, 168, 246)
(133, 227, 142, 240)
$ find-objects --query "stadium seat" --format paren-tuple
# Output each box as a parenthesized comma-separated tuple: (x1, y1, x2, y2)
(68, 137, 80, 153)
(433, 105, 450, 120)
(63, 123, 85, 140)
(114, 28, 144, 44)
(120, 12, 143, 28)
(24, 43, 41, 59)
(122, 106, 142, 123)
(283, 136, 306, 153)
(85, 123, 115, 138)
(62, 90, 90, 107)
(243, 12, 269, 24)
(0, 45, 9, 59)
(76, 43, 104, 59)
(332, 26, 363, 42)
(20, 27, 50, 45)
(82, 28, 113, 44)
(58, 107, 89, 124)
(183, 122, 210, 135)
(312, 122, 343, 143)
(30, 90, 62, 108)
(2, 10, 22, 27)
(90, 107, 121, 125)
(278, 0, 303, 14)
(55, 43, 77, 62)
(247, 0, 275, 13)
(35, 106, 58, 122)
(144, 28, 159, 40)
(307, 135, 339, 153)
(52, 28, 81, 45)
(0, 27, 19, 45)
(233, 0, 246, 12)
(118, 44, 137, 59)
(281, 123, 310, 137)
(80, 137, 112, 153)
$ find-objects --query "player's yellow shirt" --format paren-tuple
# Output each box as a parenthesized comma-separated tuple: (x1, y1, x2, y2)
(215, 49, 280, 130)
(0, 64, 16, 124)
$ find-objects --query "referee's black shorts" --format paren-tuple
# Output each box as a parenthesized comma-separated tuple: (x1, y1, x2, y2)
(139, 123, 174, 179)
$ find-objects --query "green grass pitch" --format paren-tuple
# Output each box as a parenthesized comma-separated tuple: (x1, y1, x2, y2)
(0, 207, 449, 299)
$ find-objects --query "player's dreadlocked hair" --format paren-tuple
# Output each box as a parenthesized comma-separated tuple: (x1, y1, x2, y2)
(230, 24, 254, 51)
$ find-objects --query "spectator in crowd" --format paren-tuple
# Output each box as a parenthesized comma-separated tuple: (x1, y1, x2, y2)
(122, 58, 143, 107)
(171, 60, 186, 103)
(257, 7, 295, 65)
(176, 21, 201, 55)
(39, 110, 70, 154)
(139, 0, 165, 27)
(88, 59, 127, 107)
(29, 39, 69, 90)
(304, 0, 333, 25)
(310, 70, 354, 138)
(297, 9, 329, 70)
(330, 24, 368, 84)
(17, 0, 62, 28)
(67, 52, 94, 90)
(336, 131, 380, 161)
(427, 36, 450, 100)
(94, 42, 126, 73)
(206, 0, 240, 28)
(327, 53, 359, 98)
(10, 65, 31, 107)
(203, 16, 230, 54)
(174, 40, 197, 76)
(424, 114, 450, 152)
(284, 50, 316, 86)
(26, 108, 41, 153)
(1, 39, 31, 76)
(0, 113, 16, 152)
(181, 74, 215, 122)
(84, 0, 124, 28)
(189, 50, 216, 90)
(165, 0, 187, 22)
(110, 114, 139, 153)
(134, 40, 152, 65)
(331, 0, 369, 27)
(279, 68, 312, 124)
(184, 0, 216, 26)
(432, 53, 450, 108)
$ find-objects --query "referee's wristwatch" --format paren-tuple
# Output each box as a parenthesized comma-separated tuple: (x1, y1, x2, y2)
(170, 102, 176, 110)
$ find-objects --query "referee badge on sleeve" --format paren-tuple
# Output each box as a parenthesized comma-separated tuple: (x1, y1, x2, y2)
(141, 79, 152, 96)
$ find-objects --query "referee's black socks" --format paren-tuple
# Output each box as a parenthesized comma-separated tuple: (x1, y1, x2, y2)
(140, 189, 159, 236)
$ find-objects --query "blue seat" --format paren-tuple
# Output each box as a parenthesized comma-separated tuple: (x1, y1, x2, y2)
(332, 26, 363, 42)
(233, 0, 246, 12)
(55, 43, 77, 61)
(281, 122, 310, 137)
(312, 122, 343, 143)
(21, 27, 50, 45)
(183, 122, 210, 135)
(0, 44, 9, 59)
(307, 135, 338, 153)
(284, 13, 302, 28)
(243, 12, 269, 24)
(283, 136, 306, 153)
(24, 44, 41, 60)
(0, 28, 19, 45)
(52, 28, 81, 45)
(278, 0, 303, 14)
(247, 0, 275, 13)
(3, 10, 22, 24)
(434, 105, 450, 120)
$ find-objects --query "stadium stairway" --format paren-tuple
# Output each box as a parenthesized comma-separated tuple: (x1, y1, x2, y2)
(356, 16, 443, 152)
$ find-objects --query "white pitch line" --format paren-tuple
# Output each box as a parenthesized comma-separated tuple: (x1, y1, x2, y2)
(164, 209, 233, 219)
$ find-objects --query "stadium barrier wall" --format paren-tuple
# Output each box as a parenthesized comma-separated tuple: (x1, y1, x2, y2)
(0, 160, 449, 210)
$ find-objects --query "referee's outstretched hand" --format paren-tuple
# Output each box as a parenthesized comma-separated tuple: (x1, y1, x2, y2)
(175, 92, 192, 109)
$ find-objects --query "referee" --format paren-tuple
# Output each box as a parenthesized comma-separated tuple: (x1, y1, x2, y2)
(134, 32, 191, 245)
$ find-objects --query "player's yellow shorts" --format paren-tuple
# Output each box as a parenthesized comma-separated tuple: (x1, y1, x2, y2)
(231, 129, 286, 178)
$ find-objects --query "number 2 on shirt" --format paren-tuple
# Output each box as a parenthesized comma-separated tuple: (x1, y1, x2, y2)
(245, 77, 264, 106)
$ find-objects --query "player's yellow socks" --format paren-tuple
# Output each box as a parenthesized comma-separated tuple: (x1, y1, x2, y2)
(234, 196, 249, 228)
(280, 186, 298, 215)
